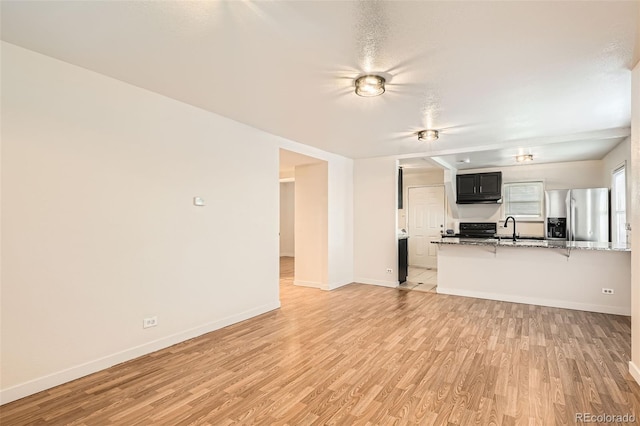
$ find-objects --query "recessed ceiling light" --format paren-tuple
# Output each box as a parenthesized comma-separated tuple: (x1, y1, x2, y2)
(457, 159, 471, 164)
(354, 75, 385, 97)
(515, 154, 533, 162)
(417, 129, 439, 142)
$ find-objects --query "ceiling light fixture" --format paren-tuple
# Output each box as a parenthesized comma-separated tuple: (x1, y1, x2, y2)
(417, 129, 439, 142)
(515, 154, 533, 163)
(355, 75, 386, 97)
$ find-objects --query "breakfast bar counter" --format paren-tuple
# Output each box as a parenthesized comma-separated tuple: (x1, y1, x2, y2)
(434, 237, 630, 252)
(432, 238, 631, 315)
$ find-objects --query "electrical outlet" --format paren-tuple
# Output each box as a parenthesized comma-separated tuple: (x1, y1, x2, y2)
(143, 316, 158, 328)
(602, 288, 614, 295)
(386, 268, 393, 274)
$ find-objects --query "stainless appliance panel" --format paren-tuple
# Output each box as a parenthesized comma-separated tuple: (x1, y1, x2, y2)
(545, 190, 569, 240)
(546, 217, 566, 239)
(566, 188, 609, 243)
(545, 189, 568, 218)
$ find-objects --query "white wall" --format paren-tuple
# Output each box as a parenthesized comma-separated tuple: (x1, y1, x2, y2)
(454, 160, 605, 237)
(327, 158, 354, 289)
(630, 60, 640, 385)
(398, 168, 444, 229)
(279, 182, 295, 257)
(0, 42, 354, 403)
(354, 157, 398, 287)
(294, 162, 328, 289)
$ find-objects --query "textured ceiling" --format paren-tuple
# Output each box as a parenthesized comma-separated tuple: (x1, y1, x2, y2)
(1, 1, 638, 163)
(428, 136, 626, 171)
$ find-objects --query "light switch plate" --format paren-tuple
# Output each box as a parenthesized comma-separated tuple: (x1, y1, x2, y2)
(193, 197, 205, 206)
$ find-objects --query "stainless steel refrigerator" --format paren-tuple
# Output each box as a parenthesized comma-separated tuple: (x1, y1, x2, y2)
(544, 188, 609, 242)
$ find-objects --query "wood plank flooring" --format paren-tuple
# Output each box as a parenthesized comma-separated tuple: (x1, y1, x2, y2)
(2, 257, 639, 424)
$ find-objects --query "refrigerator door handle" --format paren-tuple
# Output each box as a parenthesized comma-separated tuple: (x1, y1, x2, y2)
(565, 194, 571, 241)
(568, 198, 572, 241)
(569, 198, 576, 241)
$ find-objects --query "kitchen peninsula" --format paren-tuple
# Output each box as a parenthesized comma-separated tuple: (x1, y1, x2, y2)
(433, 238, 631, 315)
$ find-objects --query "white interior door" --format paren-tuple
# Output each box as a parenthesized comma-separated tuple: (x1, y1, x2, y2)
(408, 186, 445, 269)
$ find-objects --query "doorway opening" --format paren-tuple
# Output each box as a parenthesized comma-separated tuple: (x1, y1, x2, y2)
(401, 184, 445, 293)
(278, 149, 328, 292)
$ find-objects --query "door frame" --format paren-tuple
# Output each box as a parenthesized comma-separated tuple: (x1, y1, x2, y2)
(406, 184, 447, 268)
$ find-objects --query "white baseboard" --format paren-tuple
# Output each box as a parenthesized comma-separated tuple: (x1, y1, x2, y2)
(630, 362, 640, 386)
(436, 287, 630, 316)
(354, 277, 398, 288)
(326, 281, 352, 291)
(294, 279, 322, 289)
(294, 280, 353, 291)
(0, 301, 280, 405)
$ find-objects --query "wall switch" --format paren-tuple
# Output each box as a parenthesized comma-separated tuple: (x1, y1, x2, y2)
(386, 268, 393, 274)
(143, 316, 158, 328)
(602, 288, 614, 295)
(193, 197, 205, 206)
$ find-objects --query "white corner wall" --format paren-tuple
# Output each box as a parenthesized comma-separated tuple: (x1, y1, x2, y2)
(0, 42, 354, 403)
(327, 158, 354, 290)
(354, 157, 398, 287)
(630, 60, 640, 385)
(279, 182, 295, 257)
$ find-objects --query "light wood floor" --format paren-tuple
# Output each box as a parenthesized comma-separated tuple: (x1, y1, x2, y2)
(2, 257, 639, 425)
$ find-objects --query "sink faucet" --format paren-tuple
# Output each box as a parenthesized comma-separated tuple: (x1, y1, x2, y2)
(504, 216, 517, 241)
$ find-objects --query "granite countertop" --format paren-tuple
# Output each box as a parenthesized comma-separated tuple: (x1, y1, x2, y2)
(432, 237, 631, 252)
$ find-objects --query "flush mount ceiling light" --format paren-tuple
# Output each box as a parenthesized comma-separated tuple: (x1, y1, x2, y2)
(354, 75, 386, 97)
(515, 154, 533, 163)
(417, 129, 439, 142)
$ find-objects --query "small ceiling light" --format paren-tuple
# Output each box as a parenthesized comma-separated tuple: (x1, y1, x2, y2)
(457, 159, 471, 164)
(418, 129, 439, 142)
(355, 75, 385, 97)
(515, 154, 533, 163)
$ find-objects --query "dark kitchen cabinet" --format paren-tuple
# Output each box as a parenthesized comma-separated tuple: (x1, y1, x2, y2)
(398, 168, 403, 209)
(398, 238, 408, 283)
(478, 173, 501, 196)
(456, 174, 477, 198)
(456, 172, 502, 203)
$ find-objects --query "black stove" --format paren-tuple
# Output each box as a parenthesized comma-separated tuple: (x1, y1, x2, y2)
(455, 222, 497, 238)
